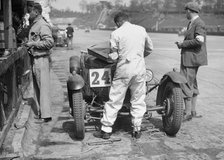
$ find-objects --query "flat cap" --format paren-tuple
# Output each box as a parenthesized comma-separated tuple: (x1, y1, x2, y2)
(33, 2, 42, 14)
(27, 0, 34, 5)
(185, 2, 200, 13)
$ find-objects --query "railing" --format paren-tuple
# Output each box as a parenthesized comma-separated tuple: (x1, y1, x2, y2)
(0, 46, 31, 147)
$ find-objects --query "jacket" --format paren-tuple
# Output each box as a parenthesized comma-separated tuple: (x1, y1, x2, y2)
(180, 17, 208, 67)
(110, 22, 153, 79)
(29, 16, 54, 57)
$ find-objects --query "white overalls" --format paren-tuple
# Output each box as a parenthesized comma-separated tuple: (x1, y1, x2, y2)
(101, 22, 153, 133)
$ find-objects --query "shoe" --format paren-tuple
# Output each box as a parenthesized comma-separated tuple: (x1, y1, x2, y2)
(93, 131, 111, 139)
(43, 117, 52, 122)
(191, 111, 202, 118)
(183, 114, 192, 122)
(140, 126, 147, 132)
(34, 115, 41, 119)
(132, 131, 142, 139)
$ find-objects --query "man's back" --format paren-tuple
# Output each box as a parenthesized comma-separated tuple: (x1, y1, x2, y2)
(66, 26, 74, 38)
(111, 22, 148, 61)
(110, 21, 153, 77)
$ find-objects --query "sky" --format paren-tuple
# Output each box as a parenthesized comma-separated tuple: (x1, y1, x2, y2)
(51, 0, 130, 12)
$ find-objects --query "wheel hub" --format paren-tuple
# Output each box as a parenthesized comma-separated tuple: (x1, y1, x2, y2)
(164, 98, 172, 116)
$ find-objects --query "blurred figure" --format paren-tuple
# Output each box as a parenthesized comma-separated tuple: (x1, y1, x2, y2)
(52, 25, 59, 45)
(16, 0, 33, 45)
(178, 27, 187, 36)
(175, 2, 208, 121)
(66, 23, 74, 49)
(25, 2, 54, 122)
(27, 0, 35, 13)
(57, 29, 67, 47)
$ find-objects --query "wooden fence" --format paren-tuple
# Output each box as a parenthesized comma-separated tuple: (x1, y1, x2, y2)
(0, 47, 31, 147)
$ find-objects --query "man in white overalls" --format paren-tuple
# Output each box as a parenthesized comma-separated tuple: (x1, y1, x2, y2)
(94, 12, 153, 139)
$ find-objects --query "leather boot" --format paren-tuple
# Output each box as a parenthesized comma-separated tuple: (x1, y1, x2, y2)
(132, 131, 142, 139)
(93, 130, 111, 139)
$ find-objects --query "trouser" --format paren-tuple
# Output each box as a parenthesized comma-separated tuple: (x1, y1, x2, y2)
(67, 37, 73, 49)
(32, 56, 51, 118)
(180, 65, 199, 98)
(101, 74, 146, 133)
(180, 65, 199, 114)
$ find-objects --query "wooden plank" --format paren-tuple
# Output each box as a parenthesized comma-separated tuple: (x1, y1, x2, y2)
(0, 99, 20, 147)
(0, 101, 7, 128)
(0, 47, 28, 75)
(0, 76, 30, 147)
(11, 64, 17, 109)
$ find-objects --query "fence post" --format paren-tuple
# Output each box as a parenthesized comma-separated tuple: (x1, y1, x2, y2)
(3, 0, 14, 50)
(11, 64, 18, 109)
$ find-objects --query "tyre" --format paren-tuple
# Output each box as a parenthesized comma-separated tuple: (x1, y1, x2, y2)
(162, 82, 183, 136)
(72, 90, 85, 139)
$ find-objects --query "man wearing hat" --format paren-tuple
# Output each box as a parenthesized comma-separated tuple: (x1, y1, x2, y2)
(175, 2, 208, 121)
(66, 23, 74, 49)
(25, 2, 54, 122)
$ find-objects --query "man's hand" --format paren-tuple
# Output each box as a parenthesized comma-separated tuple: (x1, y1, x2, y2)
(175, 41, 182, 49)
(108, 52, 118, 61)
(24, 41, 36, 48)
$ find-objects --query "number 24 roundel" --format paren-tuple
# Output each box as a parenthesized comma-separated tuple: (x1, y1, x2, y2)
(89, 68, 111, 87)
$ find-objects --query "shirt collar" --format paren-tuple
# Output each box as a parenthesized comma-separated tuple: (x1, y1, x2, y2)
(32, 15, 42, 24)
(121, 21, 130, 27)
(190, 15, 199, 23)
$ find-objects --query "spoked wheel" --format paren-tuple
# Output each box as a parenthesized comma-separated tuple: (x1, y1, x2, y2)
(162, 82, 183, 136)
(71, 90, 85, 139)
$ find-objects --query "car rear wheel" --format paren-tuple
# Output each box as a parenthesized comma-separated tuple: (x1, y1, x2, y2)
(162, 82, 183, 136)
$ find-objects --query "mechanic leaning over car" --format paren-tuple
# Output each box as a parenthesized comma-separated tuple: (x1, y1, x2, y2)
(175, 2, 208, 122)
(93, 12, 153, 139)
(25, 2, 54, 122)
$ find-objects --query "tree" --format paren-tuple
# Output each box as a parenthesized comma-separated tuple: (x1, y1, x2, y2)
(163, 0, 176, 14)
(79, 0, 87, 12)
(214, 0, 224, 13)
(175, 0, 190, 14)
(129, 0, 140, 11)
(114, 0, 123, 7)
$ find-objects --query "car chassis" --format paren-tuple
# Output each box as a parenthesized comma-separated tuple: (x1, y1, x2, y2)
(67, 45, 187, 140)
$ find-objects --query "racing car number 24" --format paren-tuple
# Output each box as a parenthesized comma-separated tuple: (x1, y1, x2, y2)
(89, 68, 111, 87)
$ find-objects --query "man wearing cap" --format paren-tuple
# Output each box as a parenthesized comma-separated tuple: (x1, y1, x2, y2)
(66, 23, 74, 49)
(25, 2, 54, 122)
(175, 2, 208, 121)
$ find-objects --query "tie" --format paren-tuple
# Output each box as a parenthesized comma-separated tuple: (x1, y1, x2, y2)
(187, 21, 191, 30)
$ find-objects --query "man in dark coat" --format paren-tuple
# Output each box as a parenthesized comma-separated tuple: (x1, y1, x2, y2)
(66, 23, 74, 49)
(175, 2, 208, 121)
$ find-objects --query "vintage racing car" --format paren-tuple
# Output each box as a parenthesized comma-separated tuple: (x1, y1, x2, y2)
(67, 42, 187, 139)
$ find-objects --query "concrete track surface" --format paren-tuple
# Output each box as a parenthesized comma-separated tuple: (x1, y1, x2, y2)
(18, 31, 224, 160)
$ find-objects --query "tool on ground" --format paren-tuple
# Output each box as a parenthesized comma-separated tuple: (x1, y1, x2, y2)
(87, 138, 121, 146)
